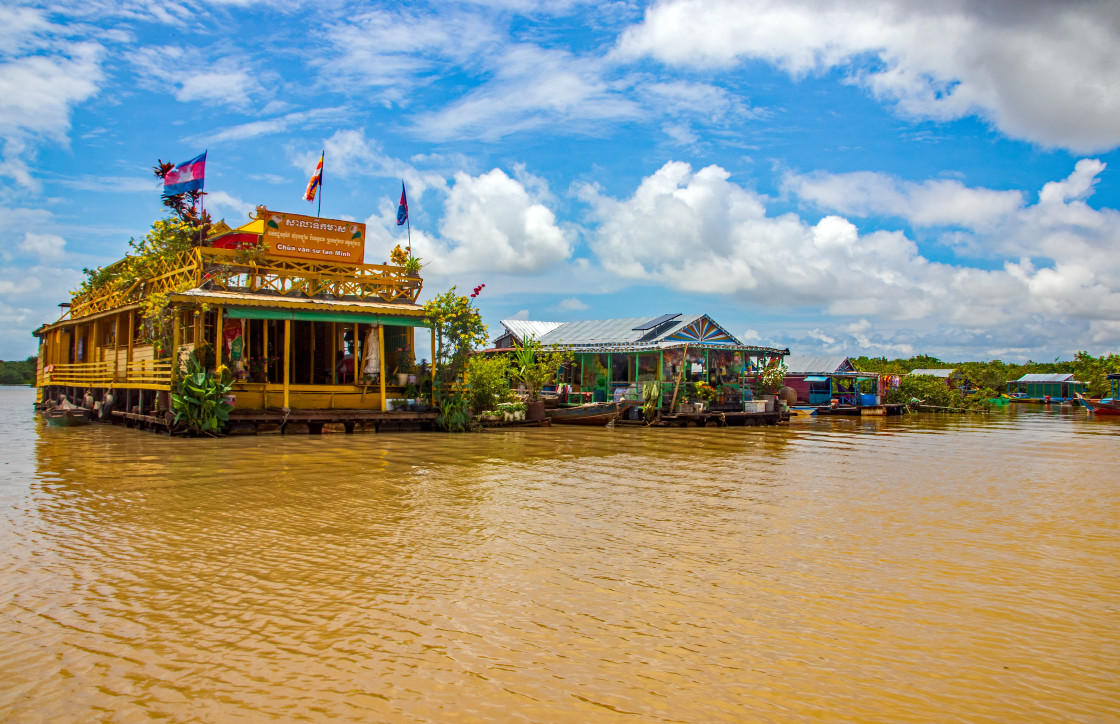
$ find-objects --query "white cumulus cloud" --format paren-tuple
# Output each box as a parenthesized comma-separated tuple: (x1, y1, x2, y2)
(616, 0, 1120, 152)
(580, 159, 1120, 351)
(423, 168, 572, 274)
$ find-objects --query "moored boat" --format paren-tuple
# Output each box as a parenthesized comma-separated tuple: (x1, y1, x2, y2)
(546, 400, 633, 425)
(1076, 374, 1120, 416)
(42, 399, 90, 426)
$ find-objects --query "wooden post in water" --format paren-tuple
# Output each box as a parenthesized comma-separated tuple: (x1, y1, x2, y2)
(378, 324, 387, 412)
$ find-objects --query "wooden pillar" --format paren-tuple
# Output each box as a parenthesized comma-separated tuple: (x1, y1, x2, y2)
(330, 322, 337, 385)
(172, 308, 180, 374)
(193, 308, 201, 352)
(353, 322, 361, 386)
(263, 319, 270, 383)
(215, 307, 224, 370)
(113, 314, 121, 381)
(309, 322, 316, 384)
(378, 324, 387, 411)
(127, 310, 135, 364)
(430, 325, 436, 398)
(659, 350, 665, 409)
(283, 318, 291, 409)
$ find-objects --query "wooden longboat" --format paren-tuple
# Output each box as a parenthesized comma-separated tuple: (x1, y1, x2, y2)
(546, 400, 633, 425)
(43, 400, 90, 426)
(1077, 393, 1120, 416)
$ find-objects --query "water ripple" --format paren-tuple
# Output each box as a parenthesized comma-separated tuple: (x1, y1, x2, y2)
(1, 387, 1118, 722)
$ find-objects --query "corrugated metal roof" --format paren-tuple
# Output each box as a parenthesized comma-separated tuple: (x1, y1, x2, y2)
(538, 315, 702, 346)
(1015, 373, 1076, 382)
(783, 356, 853, 375)
(910, 368, 956, 377)
(495, 316, 786, 354)
(497, 320, 564, 344)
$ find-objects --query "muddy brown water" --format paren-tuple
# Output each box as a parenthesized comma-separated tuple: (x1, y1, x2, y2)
(2, 386, 1118, 722)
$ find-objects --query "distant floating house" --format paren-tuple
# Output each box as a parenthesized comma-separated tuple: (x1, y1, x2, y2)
(492, 314, 789, 408)
(909, 368, 965, 388)
(782, 355, 877, 406)
(1007, 373, 1086, 402)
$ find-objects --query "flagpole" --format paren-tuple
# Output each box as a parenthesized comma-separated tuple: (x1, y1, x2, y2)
(317, 149, 323, 218)
(407, 216, 411, 255)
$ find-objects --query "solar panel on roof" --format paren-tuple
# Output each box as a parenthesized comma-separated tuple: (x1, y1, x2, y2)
(632, 313, 681, 331)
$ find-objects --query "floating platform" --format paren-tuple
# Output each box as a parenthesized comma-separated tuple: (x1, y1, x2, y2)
(813, 404, 906, 416)
(653, 410, 786, 427)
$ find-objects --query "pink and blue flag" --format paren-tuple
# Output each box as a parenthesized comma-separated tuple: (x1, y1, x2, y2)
(163, 151, 207, 196)
(396, 182, 408, 226)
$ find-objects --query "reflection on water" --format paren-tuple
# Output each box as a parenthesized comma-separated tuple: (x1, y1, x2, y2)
(2, 386, 1118, 722)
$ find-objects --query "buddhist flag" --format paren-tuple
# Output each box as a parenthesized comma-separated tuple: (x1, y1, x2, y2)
(304, 151, 324, 202)
(163, 151, 206, 196)
(396, 182, 408, 226)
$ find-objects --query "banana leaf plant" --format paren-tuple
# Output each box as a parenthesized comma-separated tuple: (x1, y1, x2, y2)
(171, 353, 234, 435)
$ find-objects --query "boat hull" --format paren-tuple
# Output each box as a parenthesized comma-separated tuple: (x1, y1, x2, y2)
(546, 400, 632, 425)
(43, 409, 90, 426)
(1077, 394, 1120, 416)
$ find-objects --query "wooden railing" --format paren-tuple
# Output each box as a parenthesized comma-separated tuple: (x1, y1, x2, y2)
(68, 247, 422, 320)
(39, 360, 174, 388)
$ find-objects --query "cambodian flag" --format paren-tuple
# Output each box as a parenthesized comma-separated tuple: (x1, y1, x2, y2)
(396, 182, 408, 226)
(163, 152, 206, 196)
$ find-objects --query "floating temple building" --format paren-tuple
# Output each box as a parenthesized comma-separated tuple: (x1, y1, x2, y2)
(34, 208, 436, 433)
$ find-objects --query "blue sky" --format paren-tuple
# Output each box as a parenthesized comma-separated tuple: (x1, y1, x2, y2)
(2, 0, 1119, 363)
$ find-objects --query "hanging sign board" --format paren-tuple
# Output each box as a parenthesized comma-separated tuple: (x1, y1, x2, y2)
(259, 210, 366, 264)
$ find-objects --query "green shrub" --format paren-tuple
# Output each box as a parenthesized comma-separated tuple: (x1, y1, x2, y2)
(465, 354, 513, 412)
(171, 354, 233, 435)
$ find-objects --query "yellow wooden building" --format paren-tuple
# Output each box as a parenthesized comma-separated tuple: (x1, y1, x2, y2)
(34, 208, 436, 433)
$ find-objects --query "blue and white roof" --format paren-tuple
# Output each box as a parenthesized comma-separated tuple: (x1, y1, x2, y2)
(496, 315, 788, 354)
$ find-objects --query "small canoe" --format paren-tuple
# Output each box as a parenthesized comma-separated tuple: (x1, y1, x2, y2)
(546, 400, 632, 425)
(43, 405, 90, 426)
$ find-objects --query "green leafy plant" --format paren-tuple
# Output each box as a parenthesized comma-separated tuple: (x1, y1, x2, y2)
(423, 285, 489, 391)
(755, 361, 788, 396)
(405, 256, 423, 274)
(465, 354, 514, 412)
(435, 386, 473, 432)
(642, 380, 662, 422)
(171, 354, 233, 435)
(511, 338, 573, 402)
(694, 380, 718, 403)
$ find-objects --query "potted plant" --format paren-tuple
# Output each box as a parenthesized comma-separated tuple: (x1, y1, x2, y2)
(511, 339, 572, 421)
(394, 345, 413, 386)
(404, 255, 422, 277)
(755, 361, 788, 412)
(694, 381, 718, 411)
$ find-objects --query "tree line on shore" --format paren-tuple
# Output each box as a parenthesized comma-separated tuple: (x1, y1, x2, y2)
(0, 357, 37, 385)
(852, 351, 1120, 410)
